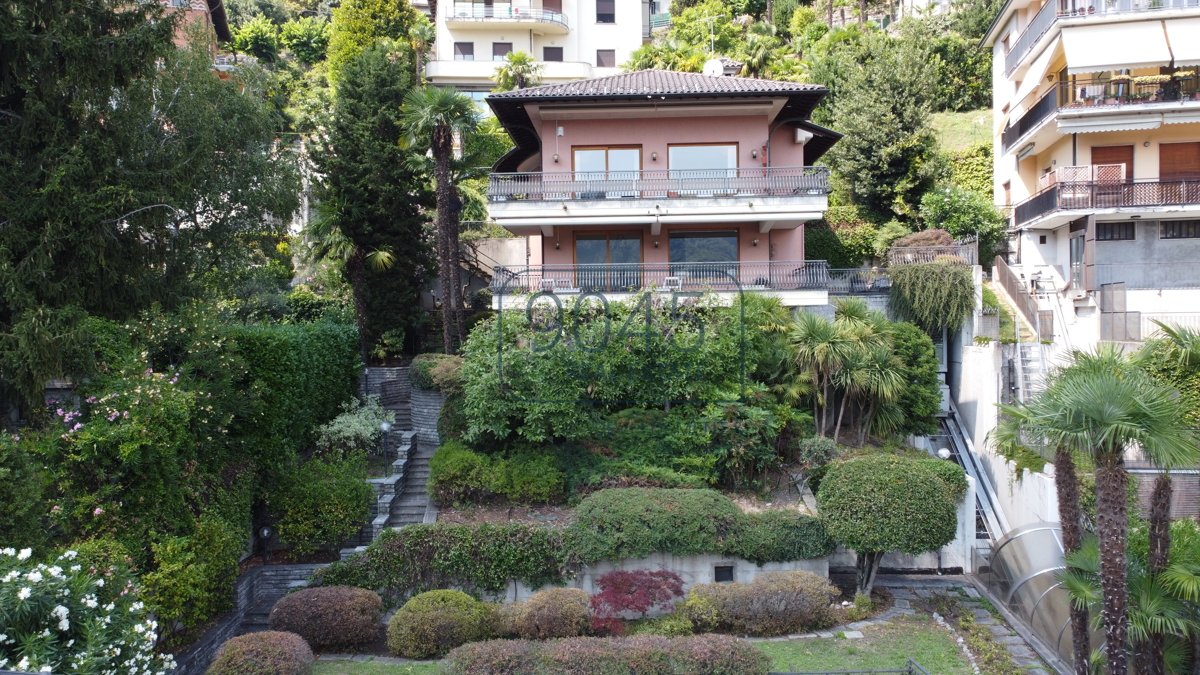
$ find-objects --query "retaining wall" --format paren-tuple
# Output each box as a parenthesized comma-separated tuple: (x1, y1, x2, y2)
(410, 387, 444, 448)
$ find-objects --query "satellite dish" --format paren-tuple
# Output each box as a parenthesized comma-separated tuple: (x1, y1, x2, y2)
(702, 58, 724, 77)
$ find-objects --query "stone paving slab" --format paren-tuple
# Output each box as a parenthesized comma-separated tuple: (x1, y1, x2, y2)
(842, 630, 864, 639)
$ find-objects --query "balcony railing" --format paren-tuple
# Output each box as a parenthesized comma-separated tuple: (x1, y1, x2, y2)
(487, 167, 830, 202)
(1058, 76, 1200, 107)
(449, 3, 568, 28)
(489, 261, 892, 295)
(1003, 0, 1200, 76)
(888, 242, 979, 266)
(1014, 178, 1200, 226)
(1002, 89, 1057, 153)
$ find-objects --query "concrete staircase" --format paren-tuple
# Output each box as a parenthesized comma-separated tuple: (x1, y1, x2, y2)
(1017, 342, 1047, 402)
(390, 440, 435, 527)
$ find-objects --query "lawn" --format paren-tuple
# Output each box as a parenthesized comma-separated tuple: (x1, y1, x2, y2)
(931, 109, 991, 152)
(756, 616, 974, 675)
(312, 616, 973, 675)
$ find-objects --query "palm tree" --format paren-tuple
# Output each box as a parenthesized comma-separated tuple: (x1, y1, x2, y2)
(740, 23, 782, 78)
(401, 86, 479, 353)
(1000, 347, 1196, 675)
(407, 19, 436, 84)
(302, 202, 395, 358)
(789, 312, 854, 436)
(492, 51, 543, 92)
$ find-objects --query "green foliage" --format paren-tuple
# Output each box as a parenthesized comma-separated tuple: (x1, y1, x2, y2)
(725, 510, 836, 564)
(510, 587, 592, 639)
(683, 571, 839, 636)
(327, 0, 421, 81)
(142, 516, 243, 631)
(1136, 333, 1200, 427)
(817, 454, 962, 556)
(269, 586, 384, 650)
(492, 50, 544, 91)
(898, 19, 991, 112)
(704, 397, 790, 488)
(947, 142, 993, 195)
(0, 548, 176, 674)
(919, 185, 1006, 261)
(889, 322, 943, 436)
(804, 223, 863, 268)
(409, 353, 464, 393)
(315, 396, 395, 455)
(207, 631, 314, 675)
(567, 488, 743, 563)
(315, 523, 570, 601)
(889, 262, 976, 332)
(387, 590, 494, 658)
(280, 16, 331, 65)
(872, 221, 912, 258)
(428, 441, 566, 505)
(630, 2, 799, 79)
(234, 15, 280, 61)
(271, 453, 373, 555)
(786, 4, 818, 38)
(0, 434, 48, 549)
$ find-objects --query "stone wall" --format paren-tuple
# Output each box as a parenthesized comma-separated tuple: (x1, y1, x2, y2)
(410, 387, 444, 448)
(170, 564, 325, 675)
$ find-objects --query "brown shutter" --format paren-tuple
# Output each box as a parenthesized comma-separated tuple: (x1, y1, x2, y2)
(1092, 145, 1134, 180)
(1160, 142, 1200, 180)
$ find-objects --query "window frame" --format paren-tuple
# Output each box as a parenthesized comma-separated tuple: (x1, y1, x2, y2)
(667, 230, 740, 264)
(596, 0, 615, 23)
(1095, 221, 1136, 241)
(543, 46, 563, 62)
(492, 41, 513, 61)
(595, 49, 616, 68)
(453, 42, 475, 61)
(1161, 219, 1200, 239)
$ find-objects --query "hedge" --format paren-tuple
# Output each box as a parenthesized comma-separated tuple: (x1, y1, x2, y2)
(683, 571, 838, 636)
(443, 634, 770, 675)
(428, 441, 565, 505)
(314, 523, 571, 602)
(387, 590, 494, 658)
(725, 510, 836, 565)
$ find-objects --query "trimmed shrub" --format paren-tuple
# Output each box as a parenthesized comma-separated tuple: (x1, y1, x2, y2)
(497, 451, 565, 504)
(207, 631, 314, 675)
(410, 353, 464, 394)
(513, 587, 592, 639)
(271, 452, 373, 556)
(443, 634, 770, 675)
(268, 586, 383, 650)
(142, 515, 243, 631)
(567, 488, 742, 563)
(724, 511, 836, 565)
(315, 523, 569, 603)
(386, 590, 493, 659)
(892, 228, 953, 248)
(683, 571, 838, 636)
(429, 441, 494, 504)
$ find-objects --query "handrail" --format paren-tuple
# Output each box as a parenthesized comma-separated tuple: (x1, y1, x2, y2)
(448, 3, 568, 27)
(1012, 178, 1200, 226)
(487, 166, 831, 202)
(888, 241, 978, 266)
(1004, 0, 1058, 76)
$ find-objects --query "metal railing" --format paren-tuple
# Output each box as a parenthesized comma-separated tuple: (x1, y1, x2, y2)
(994, 256, 1054, 338)
(1058, 76, 1200, 108)
(888, 242, 978, 266)
(1004, 0, 1200, 76)
(489, 261, 893, 295)
(448, 3, 568, 27)
(487, 167, 831, 202)
(1013, 179, 1200, 226)
(1002, 89, 1057, 152)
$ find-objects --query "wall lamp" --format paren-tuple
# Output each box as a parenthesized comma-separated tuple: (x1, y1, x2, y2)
(752, 238, 759, 247)
(750, 148, 758, 159)
(552, 153, 560, 163)
(651, 151, 658, 161)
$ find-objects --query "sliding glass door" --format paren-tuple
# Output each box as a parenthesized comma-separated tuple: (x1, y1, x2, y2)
(575, 234, 641, 291)
(573, 147, 640, 198)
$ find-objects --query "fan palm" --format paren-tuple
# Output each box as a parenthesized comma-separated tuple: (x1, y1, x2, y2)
(1001, 346, 1196, 675)
(407, 19, 436, 84)
(400, 86, 479, 353)
(789, 311, 855, 436)
(493, 50, 543, 92)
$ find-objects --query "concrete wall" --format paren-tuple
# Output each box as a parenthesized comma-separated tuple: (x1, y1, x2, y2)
(494, 554, 830, 605)
(411, 387, 444, 449)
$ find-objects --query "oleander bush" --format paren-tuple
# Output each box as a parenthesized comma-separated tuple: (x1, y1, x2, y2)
(268, 586, 383, 650)
(683, 571, 839, 636)
(511, 587, 592, 639)
(567, 488, 742, 563)
(206, 631, 314, 675)
(386, 590, 494, 659)
(443, 634, 770, 675)
(314, 523, 570, 603)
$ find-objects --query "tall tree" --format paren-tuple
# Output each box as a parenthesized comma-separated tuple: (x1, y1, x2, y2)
(312, 41, 434, 357)
(401, 86, 479, 353)
(407, 17, 436, 83)
(327, 0, 422, 81)
(492, 51, 544, 92)
(0, 3, 298, 404)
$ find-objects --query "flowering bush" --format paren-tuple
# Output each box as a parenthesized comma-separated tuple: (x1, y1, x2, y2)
(590, 570, 684, 636)
(314, 396, 395, 456)
(0, 547, 175, 674)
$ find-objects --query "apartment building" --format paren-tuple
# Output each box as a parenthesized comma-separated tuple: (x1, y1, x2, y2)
(426, 0, 671, 101)
(482, 70, 862, 309)
(984, 0, 1200, 347)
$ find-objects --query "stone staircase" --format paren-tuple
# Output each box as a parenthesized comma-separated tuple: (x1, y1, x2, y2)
(1017, 342, 1047, 402)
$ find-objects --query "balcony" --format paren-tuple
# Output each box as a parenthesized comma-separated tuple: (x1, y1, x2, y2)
(487, 167, 830, 202)
(1002, 89, 1058, 154)
(446, 3, 568, 33)
(1004, 0, 1200, 76)
(489, 261, 890, 307)
(1059, 75, 1200, 107)
(1013, 176, 1200, 226)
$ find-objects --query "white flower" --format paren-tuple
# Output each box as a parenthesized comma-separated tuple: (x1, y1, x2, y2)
(16, 548, 30, 560)
(17, 587, 30, 600)
(48, 566, 62, 577)
(40, 666, 52, 672)
(52, 604, 69, 619)
(83, 595, 98, 608)
(58, 618, 70, 631)
(26, 571, 43, 583)
(61, 550, 78, 560)
(2, 571, 18, 582)
(95, 578, 105, 587)
(17, 657, 29, 671)
(0, 547, 13, 556)
(0, 633, 6, 642)
(70, 565, 81, 572)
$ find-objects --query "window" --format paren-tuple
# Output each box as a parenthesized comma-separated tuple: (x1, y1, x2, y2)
(669, 231, 738, 263)
(668, 144, 737, 174)
(1096, 222, 1135, 241)
(453, 42, 474, 61)
(575, 234, 641, 291)
(596, 0, 614, 22)
(596, 49, 616, 68)
(1162, 220, 1200, 239)
(713, 565, 735, 583)
(492, 42, 512, 61)
(573, 147, 641, 198)
(1039, 235, 1047, 244)
(543, 46, 563, 62)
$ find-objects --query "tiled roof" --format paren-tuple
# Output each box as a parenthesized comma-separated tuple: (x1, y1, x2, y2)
(488, 70, 825, 100)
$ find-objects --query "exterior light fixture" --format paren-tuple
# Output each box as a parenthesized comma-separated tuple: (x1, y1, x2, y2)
(555, 240, 561, 249)
(259, 526, 273, 540)
(553, 153, 560, 163)
(752, 238, 759, 246)
(750, 148, 758, 159)
(653, 240, 659, 248)
(937, 448, 952, 460)
(651, 151, 658, 161)
(380, 421, 392, 433)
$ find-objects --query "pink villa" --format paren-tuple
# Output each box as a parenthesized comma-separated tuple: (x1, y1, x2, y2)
(484, 70, 857, 309)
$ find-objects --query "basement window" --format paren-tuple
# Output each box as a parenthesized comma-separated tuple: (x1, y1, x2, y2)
(1162, 219, 1200, 239)
(1096, 222, 1135, 241)
(714, 565, 735, 583)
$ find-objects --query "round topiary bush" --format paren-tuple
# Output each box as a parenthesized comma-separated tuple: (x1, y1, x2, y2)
(386, 589, 493, 659)
(513, 587, 591, 639)
(268, 585, 383, 651)
(206, 631, 314, 675)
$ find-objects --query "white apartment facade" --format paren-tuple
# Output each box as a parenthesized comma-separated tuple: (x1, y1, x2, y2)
(426, 0, 670, 100)
(984, 0, 1200, 348)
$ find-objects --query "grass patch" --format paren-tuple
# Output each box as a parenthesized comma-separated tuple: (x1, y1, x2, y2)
(313, 658, 440, 675)
(756, 616, 973, 674)
(932, 109, 991, 152)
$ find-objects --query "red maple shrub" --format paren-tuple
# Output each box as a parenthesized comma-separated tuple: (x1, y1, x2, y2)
(590, 569, 685, 635)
